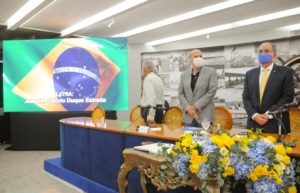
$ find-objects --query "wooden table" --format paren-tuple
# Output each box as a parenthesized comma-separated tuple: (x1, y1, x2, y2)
(118, 149, 220, 193)
(59, 117, 300, 193)
(60, 117, 300, 157)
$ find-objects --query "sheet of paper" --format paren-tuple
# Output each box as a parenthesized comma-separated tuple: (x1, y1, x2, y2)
(137, 126, 149, 134)
(149, 127, 161, 131)
(134, 143, 173, 154)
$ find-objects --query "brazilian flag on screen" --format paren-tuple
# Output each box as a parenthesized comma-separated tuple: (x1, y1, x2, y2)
(3, 37, 128, 112)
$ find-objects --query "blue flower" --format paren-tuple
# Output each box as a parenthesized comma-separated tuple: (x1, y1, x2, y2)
(196, 163, 210, 180)
(230, 152, 253, 180)
(247, 177, 279, 193)
(172, 154, 190, 176)
(193, 135, 217, 154)
(246, 141, 270, 165)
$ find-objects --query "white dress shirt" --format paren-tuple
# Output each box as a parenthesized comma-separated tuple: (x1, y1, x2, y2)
(141, 72, 164, 121)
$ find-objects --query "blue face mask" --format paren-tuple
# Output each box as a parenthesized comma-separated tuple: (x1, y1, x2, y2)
(258, 52, 272, 64)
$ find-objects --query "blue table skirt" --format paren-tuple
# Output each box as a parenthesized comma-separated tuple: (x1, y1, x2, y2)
(58, 124, 299, 193)
(60, 124, 193, 193)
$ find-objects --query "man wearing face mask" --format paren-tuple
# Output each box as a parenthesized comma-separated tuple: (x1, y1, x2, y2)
(178, 49, 218, 127)
(242, 42, 294, 133)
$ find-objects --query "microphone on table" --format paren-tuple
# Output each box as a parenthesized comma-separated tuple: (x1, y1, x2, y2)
(281, 101, 300, 108)
(123, 105, 151, 131)
(269, 100, 300, 116)
(139, 105, 168, 111)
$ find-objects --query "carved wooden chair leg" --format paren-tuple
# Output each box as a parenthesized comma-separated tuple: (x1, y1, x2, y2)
(118, 162, 135, 193)
(212, 186, 220, 193)
(139, 168, 148, 193)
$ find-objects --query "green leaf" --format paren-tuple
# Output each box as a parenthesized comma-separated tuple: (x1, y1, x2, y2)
(160, 164, 168, 170)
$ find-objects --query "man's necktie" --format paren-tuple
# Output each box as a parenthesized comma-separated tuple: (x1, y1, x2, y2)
(260, 68, 268, 104)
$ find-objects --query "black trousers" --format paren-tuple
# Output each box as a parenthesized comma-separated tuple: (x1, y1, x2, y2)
(141, 105, 163, 124)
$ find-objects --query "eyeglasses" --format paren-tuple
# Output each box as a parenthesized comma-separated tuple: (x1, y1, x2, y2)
(257, 49, 273, 54)
(193, 55, 203, 58)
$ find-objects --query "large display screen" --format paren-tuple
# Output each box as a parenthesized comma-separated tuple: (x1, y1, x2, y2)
(3, 38, 128, 112)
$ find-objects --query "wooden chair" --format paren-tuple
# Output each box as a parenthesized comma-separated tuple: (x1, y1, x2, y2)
(91, 106, 105, 122)
(129, 106, 144, 124)
(163, 106, 183, 126)
(289, 107, 300, 134)
(212, 106, 233, 130)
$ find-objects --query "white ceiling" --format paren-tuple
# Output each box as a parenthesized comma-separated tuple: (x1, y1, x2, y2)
(0, 0, 300, 45)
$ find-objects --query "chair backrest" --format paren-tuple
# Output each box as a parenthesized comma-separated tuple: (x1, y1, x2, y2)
(129, 106, 144, 124)
(163, 106, 183, 126)
(212, 106, 233, 130)
(91, 106, 105, 121)
(289, 107, 300, 134)
(130, 106, 141, 121)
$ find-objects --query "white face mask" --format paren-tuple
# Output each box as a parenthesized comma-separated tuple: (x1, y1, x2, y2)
(193, 57, 204, 67)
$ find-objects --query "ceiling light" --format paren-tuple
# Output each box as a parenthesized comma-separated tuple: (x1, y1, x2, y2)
(6, 0, 56, 30)
(147, 7, 300, 46)
(286, 23, 300, 31)
(113, 0, 253, 37)
(107, 19, 115, 28)
(61, 0, 148, 37)
(206, 34, 210, 39)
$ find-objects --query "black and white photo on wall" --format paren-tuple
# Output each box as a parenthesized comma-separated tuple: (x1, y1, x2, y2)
(141, 36, 300, 129)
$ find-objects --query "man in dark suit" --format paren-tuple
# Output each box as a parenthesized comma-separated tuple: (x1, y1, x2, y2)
(242, 42, 295, 133)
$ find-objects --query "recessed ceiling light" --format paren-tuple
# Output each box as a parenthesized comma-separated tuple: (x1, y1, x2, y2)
(147, 7, 300, 46)
(113, 0, 254, 37)
(61, 0, 148, 37)
(286, 23, 300, 31)
(6, 0, 56, 30)
(107, 19, 115, 28)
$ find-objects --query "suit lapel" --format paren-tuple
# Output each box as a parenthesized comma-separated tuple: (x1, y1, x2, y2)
(262, 64, 278, 102)
(193, 67, 206, 95)
(253, 68, 260, 105)
(185, 70, 193, 96)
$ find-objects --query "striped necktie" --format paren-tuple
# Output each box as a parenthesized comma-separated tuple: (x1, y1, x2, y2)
(260, 68, 268, 104)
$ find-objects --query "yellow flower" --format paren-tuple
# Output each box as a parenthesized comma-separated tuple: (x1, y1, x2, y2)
(190, 141, 198, 150)
(282, 155, 291, 164)
(221, 133, 234, 148)
(191, 149, 199, 156)
(276, 177, 283, 184)
(222, 166, 235, 177)
(247, 130, 253, 135)
(248, 173, 258, 182)
(210, 135, 224, 148)
(269, 170, 279, 179)
(170, 149, 177, 156)
(266, 135, 276, 143)
(181, 136, 192, 147)
(219, 157, 230, 168)
(241, 145, 249, 153)
(276, 154, 283, 162)
(175, 142, 181, 148)
(240, 136, 250, 147)
(232, 135, 240, 142)
(189, 163, 199, 174)
(286, 147, 293, 154)
(190, 154, 208, 166)
(220, 147, 229, 156)
(288, 186, 297, 193)
(250, 134, 258, 140)
(249, 165, 269, 180)
(275, 144, 286, 155)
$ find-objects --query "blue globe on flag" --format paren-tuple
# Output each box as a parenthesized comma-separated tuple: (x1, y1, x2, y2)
(53, 47, 100, 111)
